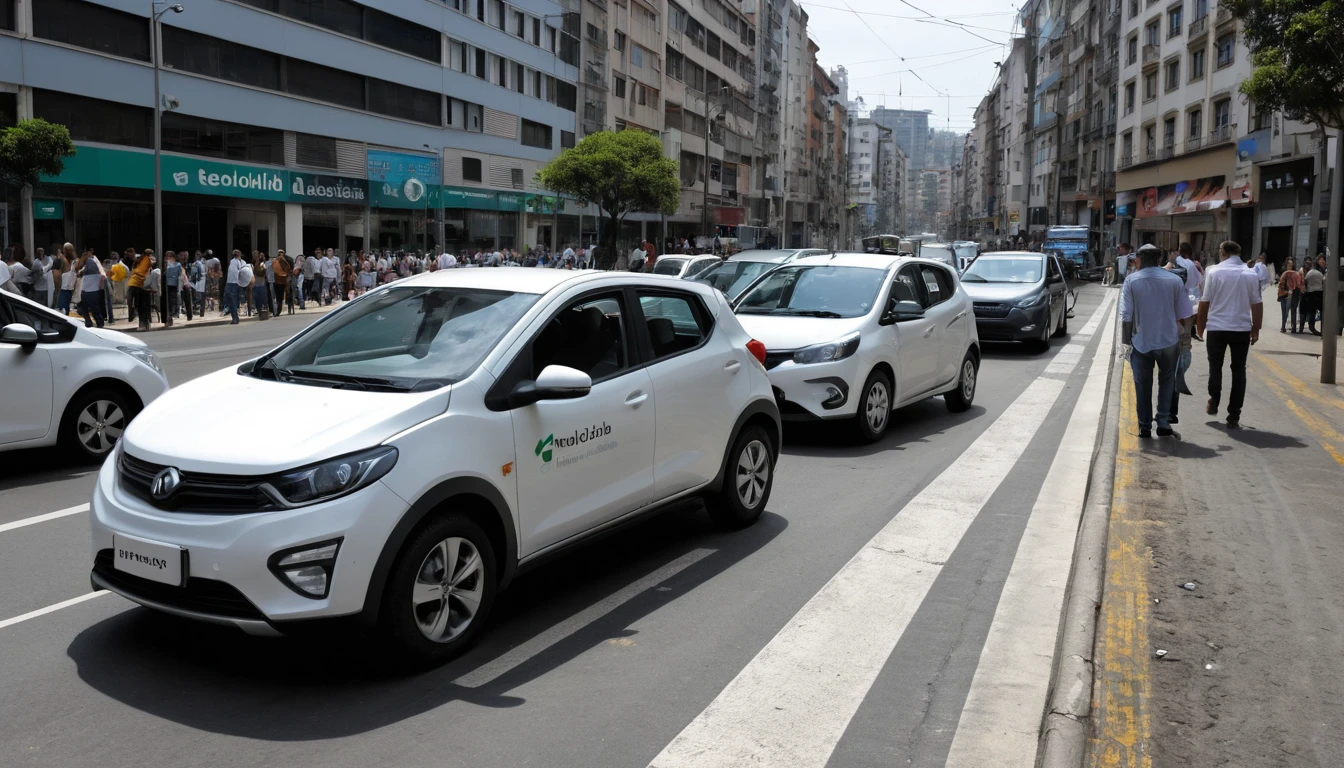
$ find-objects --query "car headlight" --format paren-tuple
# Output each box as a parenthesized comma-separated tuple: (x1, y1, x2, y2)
(260, 446, 398, 508)
(1015, 292, 1048, 309)
(792, 333, 861, 365)
(118, 345, 163, 374)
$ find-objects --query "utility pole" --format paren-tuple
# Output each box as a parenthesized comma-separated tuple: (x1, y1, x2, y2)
(150, 1, 184, 328)
(1022, 11, 1039, 247)
(1323, 127, 1341, 384)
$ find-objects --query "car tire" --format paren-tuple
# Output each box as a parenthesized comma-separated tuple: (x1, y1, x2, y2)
(1053, 305, 1068, 337)
(61, 388, 133, 462)
(1032, 312, 1053, 353)
(945, 352, 978, 413)
(378, 514, 498, 666)
(705, 425, 774, 529)
(851, 369, 893, 443)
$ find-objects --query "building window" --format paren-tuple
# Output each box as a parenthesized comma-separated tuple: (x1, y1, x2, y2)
(368, 79, 442, 125)
(1214, 99, 1230, 131)
(1145, 19, 1160, 47)
(33, 0, 150, 62)
(1190, 49, 1205, 80)
(1, 0, 13, 31)
(515, 63, 525, 93)
(286, 58, 366, 110)
(475, 47, 488, 79)
(614, 30, 626, 53)
(614, 77, 627, 99)
(1165, 58, 1180, 91)
(522, 118, 552, 149)
(1124, 81, 1136, 114)
(1188, 108, 1202, 138)
(533, 17, 541, 45)
(236, 0, 438, 62)
(0, 92, 15, 129)
(461, 156, 483, 183)
(494, 0, 505, 29)
(631, 45, 644, 68)
(1122, 130, 1133, 161)
(515, 11, 526, 36)
(1127, 35, 1138, 65)
(295, 133, 338, 169)
(561, 130, 575, 149)
(32, 89, 152, 148)
(364, 7, 441, 62)
(1129, 0, 1139, 18)
(1168, 6, 1182, 37)
(477, 0, 485, 22)
(1143, 72, 1157, 101)
(162, 27, 282, 91)
(1216, 34, 1235, 67)
(496, 54, 508, 87)
(161, 112, 284, 164)
(1193, 0, 1207, 19)
(1163, 116, 1176, 147)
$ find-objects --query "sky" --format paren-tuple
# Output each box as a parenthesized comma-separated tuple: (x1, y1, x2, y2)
(801, 0, 1027, 134)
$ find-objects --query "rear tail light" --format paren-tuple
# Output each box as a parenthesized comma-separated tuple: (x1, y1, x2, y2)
(746, 339, 768, 366)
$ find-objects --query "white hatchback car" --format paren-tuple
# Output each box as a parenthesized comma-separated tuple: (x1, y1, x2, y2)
(733, 254, 980, 442)
(1, 290, 169, 460)
(90, 269, 781, 663)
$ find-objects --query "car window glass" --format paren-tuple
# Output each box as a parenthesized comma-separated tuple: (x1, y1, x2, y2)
(638, 292, 709, 360)
(919, 266, 949, 306)
(652, 258, 687, 276)
(532, 294, 628, 381)
(9, 299, 72, 340)
(737, 265, 884, 318)
(890, 266, 924, 307)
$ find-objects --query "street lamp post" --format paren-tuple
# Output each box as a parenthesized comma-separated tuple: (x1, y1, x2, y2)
(150, 1, 183, 328)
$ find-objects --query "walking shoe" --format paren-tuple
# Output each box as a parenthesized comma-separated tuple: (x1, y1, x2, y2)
(1156, 427, 1178, 438)
(1169, 415, 1179, 425)
(1206, 399, 1217, 415)
(1226, 416, 1240, 429)
(1139, 429, 1152, 439)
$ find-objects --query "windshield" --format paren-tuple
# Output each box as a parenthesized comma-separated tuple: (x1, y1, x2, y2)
(260, 285, 539, 390)
(961, 257, 1044, 284)
(922, 245, 955, 264)
(736, 265, 885, 318)
(652, 257, 688, 275)
(695, 260, 777, 299)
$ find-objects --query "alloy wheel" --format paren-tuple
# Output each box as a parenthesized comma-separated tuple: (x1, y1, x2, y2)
(866, 381, 890, 434)
(77, 400, 125, 455)
(412, 537, 485, 643)
(961, 360, 977, 403)
(736, 439, 770, 509)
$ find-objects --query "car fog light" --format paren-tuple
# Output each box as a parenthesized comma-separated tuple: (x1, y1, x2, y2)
(268, 538, 342, 599)
(1021, 324, 1036, 332)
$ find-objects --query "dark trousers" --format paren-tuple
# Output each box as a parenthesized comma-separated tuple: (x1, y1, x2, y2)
(168, 287, 181, 317)
(1206, 330, 1251, 420)
(128, 286, 152, 328)
(276, 282, 292, 314)
(1129, 343, 1179, 431)
(182, 287, 195, 321)
(224, 283, 240, 323)
(1281, 291, 1300, 330)
(78, 289, 106, 328)
(1299, 292, 1321, 333)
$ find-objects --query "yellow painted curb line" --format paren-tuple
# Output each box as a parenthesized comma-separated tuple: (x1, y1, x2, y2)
(1255, 359, 1344, 468)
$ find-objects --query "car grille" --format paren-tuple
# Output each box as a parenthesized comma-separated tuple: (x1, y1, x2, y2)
(94, 549, 266, 621)
(763, 351, 794, 370)
(972, 302, 1011, 319)
(119, 452, 276, 514)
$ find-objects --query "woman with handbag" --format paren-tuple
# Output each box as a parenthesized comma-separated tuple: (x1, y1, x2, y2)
(1277, 256, 1303, 333)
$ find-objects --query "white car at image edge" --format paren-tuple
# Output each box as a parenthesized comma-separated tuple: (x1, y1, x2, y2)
(90, 268, 781, 664)
(1, 290, 169, 460)
(733, 253, 980, 442)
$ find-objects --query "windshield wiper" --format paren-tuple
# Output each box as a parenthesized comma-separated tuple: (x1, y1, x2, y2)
(778, 309, 844, 318)
(253, 357, 293, 381)
(736, 306, 779, 314)
(287, 369, 406, 391)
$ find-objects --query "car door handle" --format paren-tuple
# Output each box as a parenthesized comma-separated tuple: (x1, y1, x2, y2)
(924, 325, 936, 338)
(625, 391, 648, 407)
(948, 310, 966, 328)
(724, 360, 741, 373)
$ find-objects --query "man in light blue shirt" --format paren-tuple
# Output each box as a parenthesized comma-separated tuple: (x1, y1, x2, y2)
(1121, 244, 1194, 438)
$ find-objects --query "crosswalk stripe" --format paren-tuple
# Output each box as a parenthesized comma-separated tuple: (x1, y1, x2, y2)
(649, 290, 1116, 768)
(0, 504, 90, 534)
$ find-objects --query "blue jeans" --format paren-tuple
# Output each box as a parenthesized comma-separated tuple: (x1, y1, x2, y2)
(252, 284, 269, 316)
(224, 283, 241, 322)
(1129, 343, 1179, 431)
(56, 289, 73, 313)
(78, 289, 106, 328)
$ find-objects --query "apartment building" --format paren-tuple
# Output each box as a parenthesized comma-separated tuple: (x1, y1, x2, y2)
(2, 0, 581, 258)
(847, 118, 902, 238)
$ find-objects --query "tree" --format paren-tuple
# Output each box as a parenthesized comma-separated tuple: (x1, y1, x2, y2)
(1226, 0, 1344, 382)
(0, 119, 76, 189)
(535, 129, 678, 269)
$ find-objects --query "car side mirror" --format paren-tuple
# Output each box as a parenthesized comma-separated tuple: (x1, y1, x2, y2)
(0, 323, 39, 353)
(880, 300, 925, 325)
(509, 365, 593, 408)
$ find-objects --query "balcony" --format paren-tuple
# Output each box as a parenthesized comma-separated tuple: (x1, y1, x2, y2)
(1142, 44, 1161, 68)
(1186, 133, 1204, 152)
(1060, 174, 1078, 192)
(1097, 61, 1118, 84)
(1215, 5, 1234, 27)
(1188, 15, 1208, 42)
(1209, 124, 1234, 145)
(1120, 153, 1134, 168)
(1160, 142, 1176, 160)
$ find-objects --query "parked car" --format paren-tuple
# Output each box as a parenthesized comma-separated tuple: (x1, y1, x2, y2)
(692, 249, 828, 301)
(920, 242, 957, 268)
(732, 253, 980, 443)
(1, 290, 169, 461)
(651, 254, 721, 278)
(90, 268, 781, 664)
(959, 251, 1069, 349)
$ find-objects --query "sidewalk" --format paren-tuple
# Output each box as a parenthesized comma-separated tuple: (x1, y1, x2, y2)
(1089, 291, 1344, 767)
(67, 297, 340, 333)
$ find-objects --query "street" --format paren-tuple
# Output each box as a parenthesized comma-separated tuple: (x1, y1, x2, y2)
(0, 287, 1116, 767)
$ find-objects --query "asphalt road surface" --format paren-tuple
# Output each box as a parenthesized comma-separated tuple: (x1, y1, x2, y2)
(0, 285, 1115, 768)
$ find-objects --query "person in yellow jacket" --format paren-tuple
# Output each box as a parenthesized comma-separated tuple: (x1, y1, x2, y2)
(127, 248, 153, 331)
(108, 257, 129, 321)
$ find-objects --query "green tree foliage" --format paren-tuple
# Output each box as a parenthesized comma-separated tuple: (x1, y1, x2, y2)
(1225, 0, 1344, 129)
(535, 129, 678, 268)
(0, 119, 76, 189)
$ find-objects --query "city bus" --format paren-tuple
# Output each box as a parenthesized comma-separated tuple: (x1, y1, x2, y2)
(861, 234, 924, 257)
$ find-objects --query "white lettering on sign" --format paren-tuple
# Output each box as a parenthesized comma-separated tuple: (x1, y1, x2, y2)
(197, 168, 285, 193)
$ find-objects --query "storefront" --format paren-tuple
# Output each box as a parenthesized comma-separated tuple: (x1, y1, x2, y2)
(1254, 158, 1317, 269)
(441, 186, 523, 253)
(1119, 175, 1230, 256)
(289, 172, 369, 255)
(367, 149, 441, 253)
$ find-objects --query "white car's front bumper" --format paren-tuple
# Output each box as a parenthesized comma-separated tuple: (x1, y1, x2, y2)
(89, 455, 407, 633)
(765, 354, 866, 421)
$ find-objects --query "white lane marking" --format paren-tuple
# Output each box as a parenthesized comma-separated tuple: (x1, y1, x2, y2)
(0, 591, 108, 630)
(457, 548, 714, 688)
(649, 292, 1115, 768)
(1045, 290, 1117, 375)
(651, 386, 1075, 766)
(0, 503, 90, 534)
(944, 298, 1116, 767)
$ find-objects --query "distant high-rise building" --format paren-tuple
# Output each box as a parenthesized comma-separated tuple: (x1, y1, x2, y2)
(868, 107, 930, 172)
(929, 129, 964, 171)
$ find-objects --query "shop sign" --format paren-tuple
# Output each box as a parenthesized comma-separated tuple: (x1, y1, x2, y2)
(367, 149, 441, 209)
(1115, 190, 1137, 218)
(1135, 176, 1227, 218)
(288, 173, 368, 204)
(1230, 171, 1254, 206)
(33, 200, 64, 220)
(442, 186, 500, 210)
(41, 145, 154, 190)
(163, 155, 288, 200)
(525, 195, 563, 215)
(712, 206, 746, 226)
(1236, 129, 1271, 164)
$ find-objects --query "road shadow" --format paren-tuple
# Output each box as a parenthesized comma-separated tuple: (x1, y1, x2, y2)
(781, 397, 987, 459)
(1207, 423, 1309, 450)
(1138, 436, 1223, 460)
(0, 445, 103, 494)
(67, 503, 786, 741)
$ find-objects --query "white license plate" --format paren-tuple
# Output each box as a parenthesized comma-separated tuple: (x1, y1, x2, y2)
(113, 533, 185, 586)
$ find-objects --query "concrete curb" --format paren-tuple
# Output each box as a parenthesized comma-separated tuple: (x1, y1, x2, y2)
(1038, 301, 1123, 768)
(110, 305, 339, 334)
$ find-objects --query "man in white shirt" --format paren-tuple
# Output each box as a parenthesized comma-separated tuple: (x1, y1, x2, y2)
(1197, 240, 1262, 428)
(630, 245, 646, 272)
(1173, 242, 1202, 299)
(8, 256, 32, 297)
(1252, 251, 1272, 292)
(437, 251, 457, 270)
(225, 249, 249, 324)
(321, 249, 340, 304)
(0, 256, 14, 294)
(31, 248, 54, 306)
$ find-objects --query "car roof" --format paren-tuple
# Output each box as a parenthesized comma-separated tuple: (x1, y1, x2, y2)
(397, 267, 593, 294)
(789, 252, 914, 269)
(974, 251, 1045, 258)
(727, 249, 816, 263)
